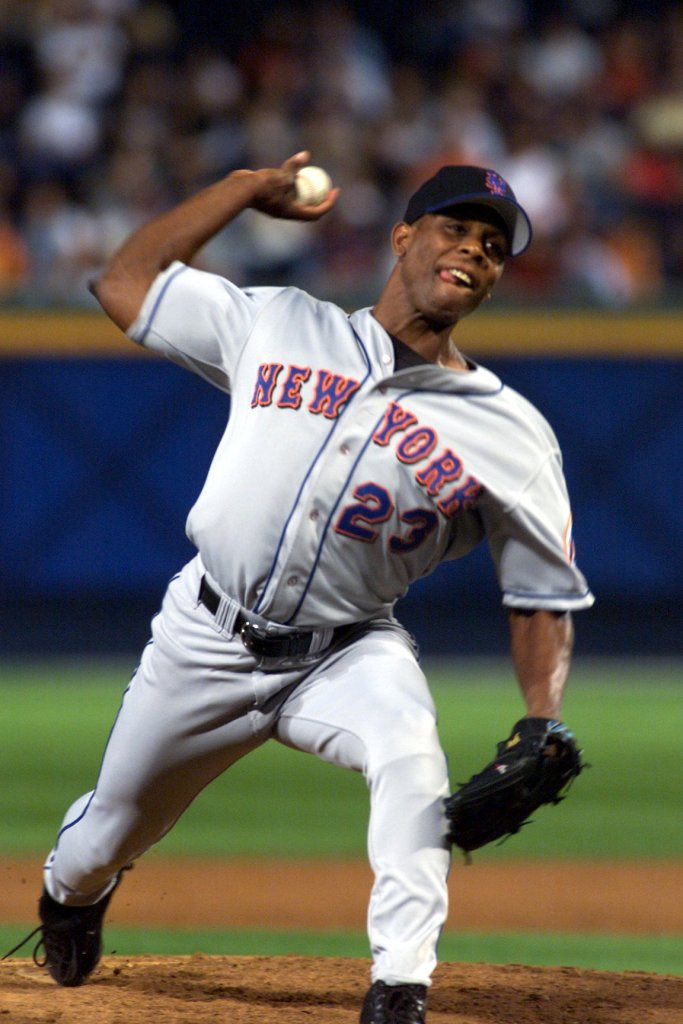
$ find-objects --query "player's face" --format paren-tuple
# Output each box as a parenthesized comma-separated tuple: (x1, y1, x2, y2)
(393, 208, 508, 326)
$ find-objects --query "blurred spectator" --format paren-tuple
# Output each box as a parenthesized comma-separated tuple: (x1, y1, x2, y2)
(499, 121, 572, 239)
(518, 16, 604, 100)
(0, 161, 29, 300)
(172, 46, 247, 186)
(1, 0, 682, 309)
(561, 216, 665, 307)
(373, 64, 442, 175)
(30, 0, 131, 108)
(21, 180, 101, 305)
(598, 16, 658, 115)
(305, 1, 392, 123)
(19, 86, 104, 183)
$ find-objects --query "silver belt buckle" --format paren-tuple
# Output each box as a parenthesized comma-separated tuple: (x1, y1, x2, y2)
(239, 618, 314, 659)
(239, 619, 269, 655)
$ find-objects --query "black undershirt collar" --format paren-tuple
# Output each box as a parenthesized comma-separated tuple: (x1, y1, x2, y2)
(389, 333, 474, 372)
(389, 334, 430, 370)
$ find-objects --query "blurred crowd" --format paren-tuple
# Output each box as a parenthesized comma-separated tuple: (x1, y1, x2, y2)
(1, 0, 683, 310)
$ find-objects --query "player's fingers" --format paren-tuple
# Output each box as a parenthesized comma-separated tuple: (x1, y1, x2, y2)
(293, 186, 341, 219)
(281, 150, 311, 179)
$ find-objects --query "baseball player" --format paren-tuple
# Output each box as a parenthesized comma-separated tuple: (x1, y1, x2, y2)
(21, 152, 593, 1023)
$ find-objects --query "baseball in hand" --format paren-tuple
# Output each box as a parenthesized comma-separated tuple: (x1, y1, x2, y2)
(294, 165, 333, 206)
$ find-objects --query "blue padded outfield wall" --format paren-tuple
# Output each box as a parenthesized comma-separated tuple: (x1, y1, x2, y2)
(2, 310, 682, 657)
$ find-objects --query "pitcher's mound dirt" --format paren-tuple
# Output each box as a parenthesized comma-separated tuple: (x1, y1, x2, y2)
(3, 954, 683, 1024)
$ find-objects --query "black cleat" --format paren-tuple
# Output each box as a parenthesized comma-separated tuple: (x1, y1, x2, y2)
(360, 980, 428, 1023)
(1, 870, 127, 987)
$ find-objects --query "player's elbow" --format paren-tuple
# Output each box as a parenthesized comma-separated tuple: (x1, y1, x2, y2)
(90, 263, 146, 332)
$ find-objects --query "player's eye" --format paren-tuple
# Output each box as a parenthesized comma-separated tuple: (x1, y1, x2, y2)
(484, 238, 506, 264)
(444, 220, 467, 235)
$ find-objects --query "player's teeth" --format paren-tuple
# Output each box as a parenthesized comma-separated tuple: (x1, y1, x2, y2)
(450, 269, 472, 287)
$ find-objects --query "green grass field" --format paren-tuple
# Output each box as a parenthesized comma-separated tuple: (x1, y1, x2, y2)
(1, 656, 681, 973)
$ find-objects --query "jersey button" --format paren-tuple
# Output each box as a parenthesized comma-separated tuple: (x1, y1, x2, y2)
(340, 443, 350, 455)
(309, 509, 320, 521)
(287, 575, 298, 586)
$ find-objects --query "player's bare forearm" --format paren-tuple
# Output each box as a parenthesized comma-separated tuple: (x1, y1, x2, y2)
(507, 608, 574, 719)
(91, 150, 339, 331)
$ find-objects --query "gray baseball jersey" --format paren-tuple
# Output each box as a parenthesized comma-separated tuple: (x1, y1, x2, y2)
(128, 261, 593, 625)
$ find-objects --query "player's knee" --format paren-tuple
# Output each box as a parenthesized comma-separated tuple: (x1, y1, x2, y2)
(365, 709, 448, 796)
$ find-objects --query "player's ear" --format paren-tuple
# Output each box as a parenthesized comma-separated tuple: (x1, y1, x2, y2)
(391, 221, 413, 258)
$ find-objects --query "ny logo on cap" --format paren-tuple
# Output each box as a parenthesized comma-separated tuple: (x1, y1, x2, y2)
(485, 171, 507, 196)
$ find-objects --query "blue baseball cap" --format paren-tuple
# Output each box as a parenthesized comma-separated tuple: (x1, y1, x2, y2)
(403, 165, 532, 256)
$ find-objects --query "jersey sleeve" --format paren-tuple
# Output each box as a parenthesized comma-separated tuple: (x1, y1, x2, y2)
(126, 261, 283, 392)
(481, 452, 594, 612)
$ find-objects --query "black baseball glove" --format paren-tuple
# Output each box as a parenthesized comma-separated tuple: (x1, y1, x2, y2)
(444, 717, 584, 860)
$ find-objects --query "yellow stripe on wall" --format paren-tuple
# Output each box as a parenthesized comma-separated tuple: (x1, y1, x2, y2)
(455, 310, 683, 357)
(0, 311, 150, 357)
(0, 309, 681, 358)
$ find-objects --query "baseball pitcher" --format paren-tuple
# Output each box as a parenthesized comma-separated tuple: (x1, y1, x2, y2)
(8, 151, 593, 1023)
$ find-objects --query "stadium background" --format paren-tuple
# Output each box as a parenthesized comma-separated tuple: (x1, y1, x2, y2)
(1, 0, 682, 657)
(1, 2, 682, 1015)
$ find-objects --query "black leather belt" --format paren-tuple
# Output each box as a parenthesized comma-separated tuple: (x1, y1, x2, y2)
(199, 576, 351, 658)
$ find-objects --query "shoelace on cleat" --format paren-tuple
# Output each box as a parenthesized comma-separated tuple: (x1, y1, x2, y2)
(1, 925, 43, 962)
(2, 916, 90, 985)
